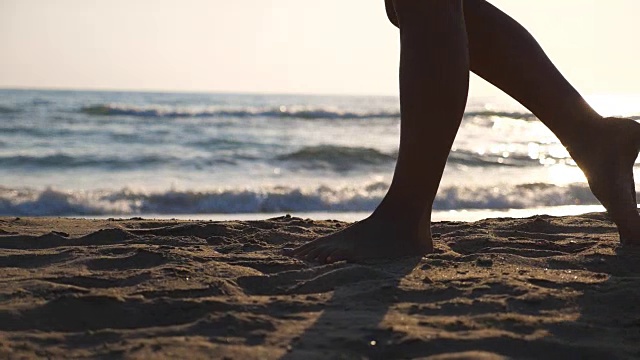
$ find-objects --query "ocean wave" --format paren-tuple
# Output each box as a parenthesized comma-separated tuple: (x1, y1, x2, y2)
(277, 146, 564, 170)
(0, 153, 176, 169)
(80, 103, 537, 121)
(0, 145, 566, 172)
(278, 145, 396, 170)
(0, 182, 604, 216)
(447, 149, 551, 167)
(0, 106, 18, 114)
(80, 104, 400, 120)
(434, 183, 597, 210)
(0, 125, 95, 137)
(31, 98, 53, 106)
(465, 110, 536, 121)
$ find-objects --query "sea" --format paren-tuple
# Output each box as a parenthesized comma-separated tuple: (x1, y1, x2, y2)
(2, 89, 640, 222)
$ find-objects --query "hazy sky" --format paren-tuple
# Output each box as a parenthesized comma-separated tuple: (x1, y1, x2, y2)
(1, 0, 639, 96)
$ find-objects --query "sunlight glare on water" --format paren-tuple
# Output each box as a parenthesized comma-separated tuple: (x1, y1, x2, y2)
(586, 94, 640, 117)
(547, 164, 586, 185)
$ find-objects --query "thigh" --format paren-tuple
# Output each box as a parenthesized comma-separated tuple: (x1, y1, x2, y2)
(385, 0, 399, 27)
(389, 1, 464, 27)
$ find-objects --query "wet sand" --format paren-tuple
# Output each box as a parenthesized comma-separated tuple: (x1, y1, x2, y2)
(1, 214, 639, 359)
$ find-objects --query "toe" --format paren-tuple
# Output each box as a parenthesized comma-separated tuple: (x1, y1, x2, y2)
(289, 240, 319, 258)
(316, 247, 339, 264)
(326, 249, 350, 263)
(304, 246, 326, 262)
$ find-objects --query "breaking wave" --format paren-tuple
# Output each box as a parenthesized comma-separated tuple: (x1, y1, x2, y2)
(80, 104, 399, 120)
(80, 103, 536, 121)
(0, 182, 603, 216)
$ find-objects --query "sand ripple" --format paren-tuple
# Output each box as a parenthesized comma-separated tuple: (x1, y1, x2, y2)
(1, 214, 639, 359)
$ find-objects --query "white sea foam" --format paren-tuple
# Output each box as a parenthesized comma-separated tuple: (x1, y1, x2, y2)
(80, 103, 401, 120)
(0, 182, 604, 216)
(79, 103, 539, 121)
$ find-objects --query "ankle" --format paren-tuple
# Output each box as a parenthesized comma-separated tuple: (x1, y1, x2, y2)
(542, 97, 603, 148)
(371, 202, 433, 242)
(559, 115, 604, 153)
(373, 198, 428, 226)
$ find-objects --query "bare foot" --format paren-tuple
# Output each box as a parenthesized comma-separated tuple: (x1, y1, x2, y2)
(288, 213, 433, 263)
(568, 117, 640, 244)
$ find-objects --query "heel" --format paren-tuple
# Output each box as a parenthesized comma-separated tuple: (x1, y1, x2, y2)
(602, 117, 640, 154)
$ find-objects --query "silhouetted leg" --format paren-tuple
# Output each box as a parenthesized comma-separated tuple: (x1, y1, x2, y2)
(386, 0, 640, 243)
(290, 0, 469, 263)
(463, 0, 640, 243)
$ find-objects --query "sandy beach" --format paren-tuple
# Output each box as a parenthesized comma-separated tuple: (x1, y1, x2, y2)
(1, 214, 640, 359)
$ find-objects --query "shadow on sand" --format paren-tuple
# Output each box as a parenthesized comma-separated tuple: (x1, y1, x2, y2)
(280, 257, 423, 359)
(279, 213, 640, 359)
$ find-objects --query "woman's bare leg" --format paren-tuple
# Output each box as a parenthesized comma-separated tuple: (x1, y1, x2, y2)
(290, 0, 469, 263)
(387, 0, 640, 243)
(464, 0, 640, 243)
(463, 0, 640, 242)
